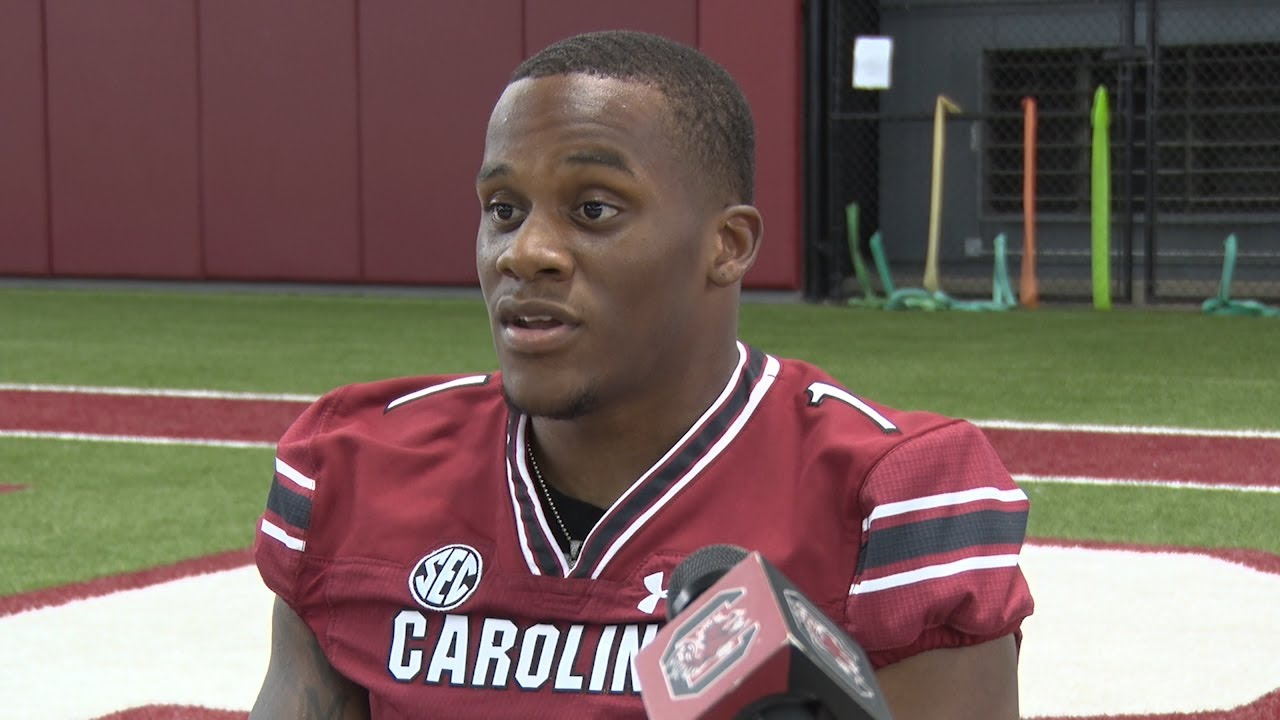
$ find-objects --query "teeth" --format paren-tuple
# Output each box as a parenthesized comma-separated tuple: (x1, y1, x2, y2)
(514, 315, 556, 328)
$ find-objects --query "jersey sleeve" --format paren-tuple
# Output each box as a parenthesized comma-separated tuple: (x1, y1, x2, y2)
(253, 387, 344, 612)
(844, 419, 1035, 668)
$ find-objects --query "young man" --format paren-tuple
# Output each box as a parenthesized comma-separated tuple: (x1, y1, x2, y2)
(251, 30, 1033, 719)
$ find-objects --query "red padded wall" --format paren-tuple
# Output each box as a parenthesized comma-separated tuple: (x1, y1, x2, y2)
(0, 0, 48, 275)
(200, 0, 361, 281)
(359, 1, 523, 285)
(524, 0, 697, 53)
(700, 0, 803, 289)
(45, 0, 202, 278)
(4, 1, 806, 290)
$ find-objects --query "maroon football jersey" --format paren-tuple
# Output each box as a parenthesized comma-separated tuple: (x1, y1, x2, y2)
(255, 342, 1034, 718)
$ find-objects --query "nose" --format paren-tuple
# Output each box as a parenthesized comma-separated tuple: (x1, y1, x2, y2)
(494, 210, 574, 281)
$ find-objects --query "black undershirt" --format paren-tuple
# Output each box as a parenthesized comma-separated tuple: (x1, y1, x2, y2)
(542, 480, 607, 553)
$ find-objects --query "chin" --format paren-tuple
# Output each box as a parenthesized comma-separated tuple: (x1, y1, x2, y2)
(501, 380, 598, 421)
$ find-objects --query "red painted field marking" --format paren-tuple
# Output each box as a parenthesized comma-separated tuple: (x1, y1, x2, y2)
(0, 484, 27, 494)
(83, 693, 1276, 720)
(94, 705, 248, 720)
(0, 390, 309, 443)
(4, 386, 1278, 490)
(0, 548, 252, 618)
(981, 427, 1280, 488)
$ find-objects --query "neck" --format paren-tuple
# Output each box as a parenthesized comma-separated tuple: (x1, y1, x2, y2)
(526, 340, 741, 508)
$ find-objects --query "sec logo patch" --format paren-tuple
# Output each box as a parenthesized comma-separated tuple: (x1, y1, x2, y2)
(408, 544, 483, 611)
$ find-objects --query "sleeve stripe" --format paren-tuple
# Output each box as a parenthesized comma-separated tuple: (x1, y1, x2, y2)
(260, 518, 306, 551)
(266, 477, 312, 530)
(850, 553, 1021, 595)
(275, 457, 315, 491)
(385, 374, 490, 412)
(862, 486, 1027, 531)
(860, 509, 1027, 571)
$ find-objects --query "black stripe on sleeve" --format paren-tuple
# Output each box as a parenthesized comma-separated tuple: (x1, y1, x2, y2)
(266, 476, 313, 531)
(860, 509, 1027, 571)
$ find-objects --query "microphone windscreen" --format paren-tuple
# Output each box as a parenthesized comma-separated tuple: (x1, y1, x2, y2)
(667, 544, 749, 619)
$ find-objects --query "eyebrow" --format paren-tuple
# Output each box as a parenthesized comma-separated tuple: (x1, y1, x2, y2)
(563, 150, 636, 178)
(476, 163, 511, 185)
(475, 150, 636, 186)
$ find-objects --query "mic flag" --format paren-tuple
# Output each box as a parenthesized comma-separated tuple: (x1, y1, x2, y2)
(635, 547, 893, 720)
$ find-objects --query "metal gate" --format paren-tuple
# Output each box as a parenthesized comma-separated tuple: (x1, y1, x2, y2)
(805, 0, 1280, 305)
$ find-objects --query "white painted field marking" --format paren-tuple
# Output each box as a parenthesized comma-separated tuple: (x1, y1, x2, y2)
(0, 566, 273, 720)
(975, 418, 1280, 440)
(1017, 473, 1280, 493)
(5, 383, 1280, 440)
(0, 430, 272, 450)
(0, 382, 318, 403)
(0, 547, 1276, 719)
(1018, 545, 1280, 716)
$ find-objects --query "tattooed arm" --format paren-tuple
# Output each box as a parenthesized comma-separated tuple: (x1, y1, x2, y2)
(250, 596, 371, 720)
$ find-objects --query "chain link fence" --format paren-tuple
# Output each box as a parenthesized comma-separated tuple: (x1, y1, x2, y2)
(810, 0, 1280, 304)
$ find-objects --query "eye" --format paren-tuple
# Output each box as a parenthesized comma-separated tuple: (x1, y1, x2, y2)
(487, 202, 525, 224)
(579, 201, 619, 222)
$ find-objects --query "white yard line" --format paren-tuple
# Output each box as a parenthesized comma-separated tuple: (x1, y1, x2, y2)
(5, 382, 1280, 439)
(1016, 473, 1280, 493)
(0, 382, 317, 403)
(973, 418, 1280, 440)
(0, 430, 272, 450)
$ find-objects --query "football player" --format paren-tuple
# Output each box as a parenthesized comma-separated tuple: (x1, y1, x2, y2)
(250, 29, 1032, 719)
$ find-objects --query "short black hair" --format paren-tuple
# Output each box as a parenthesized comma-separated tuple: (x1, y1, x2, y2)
(512, 30, 756, 204)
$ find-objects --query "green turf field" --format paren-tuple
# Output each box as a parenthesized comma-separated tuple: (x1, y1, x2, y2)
(4, 287, 1277, 428)
(1, 286, 1277, 594)
(0, 439, 268, 596)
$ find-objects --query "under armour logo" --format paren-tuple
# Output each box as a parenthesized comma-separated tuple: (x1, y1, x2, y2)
(637, 571, 668, 614)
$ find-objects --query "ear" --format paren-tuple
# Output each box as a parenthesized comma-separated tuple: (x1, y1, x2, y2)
(708, 205, 763, 287)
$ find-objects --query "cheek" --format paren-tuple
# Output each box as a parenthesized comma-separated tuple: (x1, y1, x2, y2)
(601, 252, 700, 332)
(475, 235, 500, 282)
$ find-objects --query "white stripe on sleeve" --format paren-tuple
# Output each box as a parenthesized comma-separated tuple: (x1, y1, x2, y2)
(261, 518, 306, 551)
(850, 553, 1021, 595)
(862, 486, 1027, 532)
(275, 457, 316, 491)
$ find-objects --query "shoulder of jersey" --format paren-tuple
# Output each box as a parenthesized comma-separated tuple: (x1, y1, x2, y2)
(774, 356, 962, 443)
(309, 372, 502, 431)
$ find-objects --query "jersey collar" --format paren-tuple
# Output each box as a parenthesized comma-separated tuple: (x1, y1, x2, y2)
(504, 342, 780, 579)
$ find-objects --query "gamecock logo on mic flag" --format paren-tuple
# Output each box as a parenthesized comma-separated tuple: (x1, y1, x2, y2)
(783, 589, 877, 699)
(660, 587, 759, 697)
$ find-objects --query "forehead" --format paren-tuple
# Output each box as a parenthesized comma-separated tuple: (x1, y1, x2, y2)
(480, 74, 678, 180)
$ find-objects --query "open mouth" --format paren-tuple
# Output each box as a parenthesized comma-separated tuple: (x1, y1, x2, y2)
(494, 300, 580, 352)
(511, 315, 563, 330)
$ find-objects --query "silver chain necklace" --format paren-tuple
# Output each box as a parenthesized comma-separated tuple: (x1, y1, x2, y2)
(527, 444, 583, 564)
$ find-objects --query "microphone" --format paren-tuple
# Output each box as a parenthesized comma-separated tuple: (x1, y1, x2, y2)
(635, 544, 894, 720)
